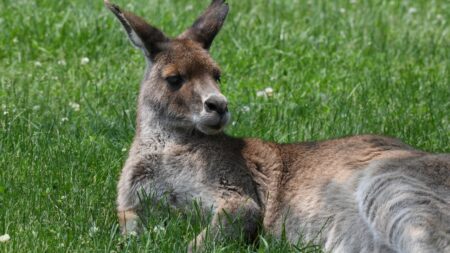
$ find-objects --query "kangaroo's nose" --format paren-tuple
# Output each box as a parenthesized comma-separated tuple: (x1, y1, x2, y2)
(204, 95, 228, 116)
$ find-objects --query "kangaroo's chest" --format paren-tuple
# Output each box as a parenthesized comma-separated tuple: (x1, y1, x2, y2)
(161, 152, 220, 209)
(152, 142, 256, 211)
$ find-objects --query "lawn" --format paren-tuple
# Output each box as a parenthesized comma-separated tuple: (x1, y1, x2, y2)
(0, 0, 449, 252)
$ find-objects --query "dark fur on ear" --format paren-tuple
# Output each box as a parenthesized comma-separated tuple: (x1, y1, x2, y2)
(180, 0, 229, 50)
(105, 0, 169, 59)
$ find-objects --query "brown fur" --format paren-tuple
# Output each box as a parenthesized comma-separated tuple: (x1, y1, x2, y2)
(105, 1, 450, 252)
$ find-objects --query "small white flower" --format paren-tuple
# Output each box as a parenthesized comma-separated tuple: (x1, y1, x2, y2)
(231, 121, 237, 126)
(61, 117, 69, 122)
(12, 37, 18, 43)
(408, 7, 417, 14)
(80, 57, 90, 65)
(339, 8, 346, 14)
(69, 102, 80, 111)
(0, 234, 10, 243)
(89, 225, 99, 237)
(241, 105, 250, 113)
(3, 111, 8, 116)
(264, 87, 274, 97)
(153, 225, 165, 234)
(58, 59, 66, 66)
(256, 90, 265, 97)
(32, 105, 41, 111)
(34, 61, 42, 67)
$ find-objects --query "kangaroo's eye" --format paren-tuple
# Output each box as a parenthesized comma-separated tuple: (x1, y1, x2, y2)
(214, 74, 221, 83)
(165, 75, 184, 90)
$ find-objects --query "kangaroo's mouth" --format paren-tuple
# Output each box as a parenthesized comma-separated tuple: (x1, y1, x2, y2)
(208, 122, 223, 130)
(196, 112, 230, 135)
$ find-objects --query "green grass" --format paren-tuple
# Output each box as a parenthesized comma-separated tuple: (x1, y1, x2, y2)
(1, 0, 449, 252)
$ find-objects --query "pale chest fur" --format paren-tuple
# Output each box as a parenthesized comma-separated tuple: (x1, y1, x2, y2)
(133, 128, 259, 213)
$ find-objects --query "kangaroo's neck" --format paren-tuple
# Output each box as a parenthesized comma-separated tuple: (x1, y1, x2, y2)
(136, 104, 210, 146)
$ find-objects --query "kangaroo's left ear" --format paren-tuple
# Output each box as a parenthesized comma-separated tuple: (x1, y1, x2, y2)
(179, 0, 229, 50)
(104, 0, 169, 60)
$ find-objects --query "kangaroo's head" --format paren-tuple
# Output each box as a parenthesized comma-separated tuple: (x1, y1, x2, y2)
(105, 0, 230, 135)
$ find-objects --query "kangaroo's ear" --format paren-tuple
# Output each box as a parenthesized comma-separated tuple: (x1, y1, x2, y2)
(179, 0, 229, 50)
(105, 0, 169, 60)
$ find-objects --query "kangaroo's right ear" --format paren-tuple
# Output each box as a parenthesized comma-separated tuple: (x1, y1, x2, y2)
(179, 0, 229, 50)
(104, 0, 169, 60)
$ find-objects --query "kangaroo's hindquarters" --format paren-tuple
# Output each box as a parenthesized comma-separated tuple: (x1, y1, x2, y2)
(356, 155, 450, 253)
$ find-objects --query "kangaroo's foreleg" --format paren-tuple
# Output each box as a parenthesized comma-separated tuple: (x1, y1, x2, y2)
(117, 210, 141, 235)
(116, 165, 144, 235)
(188, 195, 261, 252)
(116, 155, 161, 235)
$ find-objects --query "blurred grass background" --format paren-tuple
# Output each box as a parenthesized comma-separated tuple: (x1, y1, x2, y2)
(0, 0, 449, 252)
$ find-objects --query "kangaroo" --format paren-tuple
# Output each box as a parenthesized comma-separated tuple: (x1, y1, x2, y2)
(104, 0, 450, 252)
